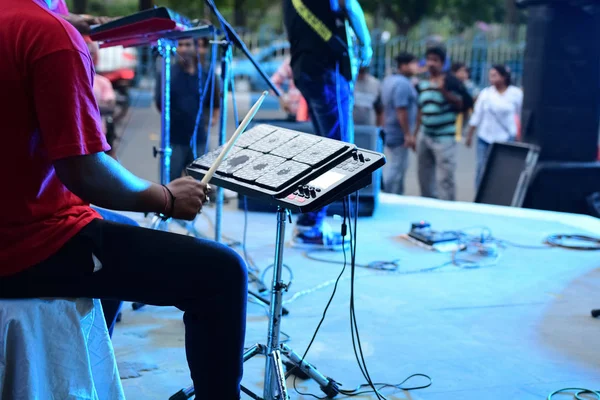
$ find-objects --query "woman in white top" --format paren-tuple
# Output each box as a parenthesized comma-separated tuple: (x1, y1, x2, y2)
(466, 65, 523, 186)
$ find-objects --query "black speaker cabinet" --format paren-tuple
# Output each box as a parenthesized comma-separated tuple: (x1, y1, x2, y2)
(238, 120, 384, 217)
(521, 1, 600, 162)
(475, 142, 540, 207)
(523, 161, 600, 215)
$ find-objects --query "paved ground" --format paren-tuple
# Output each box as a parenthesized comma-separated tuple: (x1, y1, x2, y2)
(111, 197, 600, 400)
(109, 90, 600, 400)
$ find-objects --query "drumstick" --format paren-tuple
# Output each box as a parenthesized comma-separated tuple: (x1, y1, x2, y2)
(201, 91, 269, 185)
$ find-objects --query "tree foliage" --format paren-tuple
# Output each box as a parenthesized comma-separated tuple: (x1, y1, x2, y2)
(360, 0, 506, 35)
(163, 0, 279, 27)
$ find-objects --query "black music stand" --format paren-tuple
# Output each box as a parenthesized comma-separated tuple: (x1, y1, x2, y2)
(171, 208, 340, 400)
(177, 120, 386, 399)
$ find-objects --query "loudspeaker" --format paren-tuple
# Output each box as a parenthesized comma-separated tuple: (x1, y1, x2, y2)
(520, 1, 600, 162)
(238, 120, 384, 216)
(523, 161, 600, 215)
(475, 142, 540, 207)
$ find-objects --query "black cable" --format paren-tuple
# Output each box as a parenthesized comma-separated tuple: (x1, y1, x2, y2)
(290, 196, 432, 399)
(338, 374, 432, 396)
(545, 234, 600, 251)
(547, 387, 600, 400)
(349, 194, 386, 400)
(289, 200, 350, 397)
(303, 250, 400, 271)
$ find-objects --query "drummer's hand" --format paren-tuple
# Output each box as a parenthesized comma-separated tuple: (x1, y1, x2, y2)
(83, 15, 115, 26)
(166, 177, 209, 220)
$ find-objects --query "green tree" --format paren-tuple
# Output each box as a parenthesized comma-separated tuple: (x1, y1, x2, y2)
(163, 0, 278, 27)
(439, 0, 504, 28)
(361, 0, 435, 35)
(361, 0, 506, 35)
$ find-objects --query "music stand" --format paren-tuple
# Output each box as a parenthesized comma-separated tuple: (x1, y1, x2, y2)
(171, 206, 341, 400)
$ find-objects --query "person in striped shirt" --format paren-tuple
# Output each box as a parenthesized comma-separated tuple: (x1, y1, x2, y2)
(413, 46, 472, 201)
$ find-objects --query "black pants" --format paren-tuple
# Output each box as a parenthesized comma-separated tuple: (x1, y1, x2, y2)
(171, 135, 208, 183)
(0, 218, 248, 399)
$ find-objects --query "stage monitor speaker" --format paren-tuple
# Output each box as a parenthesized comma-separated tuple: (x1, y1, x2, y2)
(238, 120, 384, 217)
(475, 142, 540, 207)
(523, 161, 600, 216)
(520, 0, 600, 162)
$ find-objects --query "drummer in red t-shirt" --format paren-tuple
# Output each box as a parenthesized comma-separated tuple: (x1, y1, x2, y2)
(0, 1, 247, 399)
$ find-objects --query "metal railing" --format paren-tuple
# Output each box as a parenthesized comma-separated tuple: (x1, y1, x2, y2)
(108, 27, 527, 91)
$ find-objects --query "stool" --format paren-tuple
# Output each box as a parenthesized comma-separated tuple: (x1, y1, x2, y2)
(0, 298, 125, 400)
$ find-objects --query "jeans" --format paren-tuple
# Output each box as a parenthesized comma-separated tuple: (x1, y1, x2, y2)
(170, 134, 208, 183)
(476, 137, 491, 188)
(0, 217, 248, 399)
(383, 145, 409, 195)
(417, 134, 457, 201)
(294, 69, 353, 227)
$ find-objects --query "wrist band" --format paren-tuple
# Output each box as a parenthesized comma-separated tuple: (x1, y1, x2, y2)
(161, 185, 169, 216)
(161, 185, 176, 219)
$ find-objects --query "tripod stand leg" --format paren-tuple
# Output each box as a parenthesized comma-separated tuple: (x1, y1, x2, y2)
(244, 344, 265, 361)
(281, 344, 340, 399)
(266, 349, 289, 400)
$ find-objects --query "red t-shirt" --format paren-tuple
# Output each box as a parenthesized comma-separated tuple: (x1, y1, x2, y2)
(0, 0, 110, 276)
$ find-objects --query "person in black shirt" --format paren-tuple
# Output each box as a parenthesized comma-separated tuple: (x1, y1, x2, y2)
(155, 37, 221, 183)
(283, 0, 372, 250)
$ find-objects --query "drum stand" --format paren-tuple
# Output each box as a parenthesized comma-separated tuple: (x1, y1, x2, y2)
(171, 208, 340, 400)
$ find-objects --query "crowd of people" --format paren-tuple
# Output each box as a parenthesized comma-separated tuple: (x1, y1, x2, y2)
(374, 49, 522, 200)
(275, 45, 524, 201)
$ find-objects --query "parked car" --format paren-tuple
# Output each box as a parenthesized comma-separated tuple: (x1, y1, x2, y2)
(231, 41, 290, 91)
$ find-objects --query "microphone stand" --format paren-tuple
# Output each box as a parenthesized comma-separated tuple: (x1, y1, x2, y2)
(205, 0, 281, 243)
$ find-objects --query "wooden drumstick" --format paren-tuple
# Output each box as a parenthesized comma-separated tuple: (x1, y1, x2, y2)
(201, 90, 268, 185)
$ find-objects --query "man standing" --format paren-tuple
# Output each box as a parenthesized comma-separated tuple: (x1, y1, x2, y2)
(414, 46, 472, 201)
(283, 0, 372, 249)
(155, 38, 221, 182)
(381, 53, 418, 195)
(353, 66, 382, 126)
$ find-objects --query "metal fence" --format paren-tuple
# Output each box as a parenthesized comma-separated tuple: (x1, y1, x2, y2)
(371, 34, 526, 88)
(127, 28, 526, 90)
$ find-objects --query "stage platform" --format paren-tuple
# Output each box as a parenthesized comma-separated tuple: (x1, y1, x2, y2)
(111, 194, 600, 399)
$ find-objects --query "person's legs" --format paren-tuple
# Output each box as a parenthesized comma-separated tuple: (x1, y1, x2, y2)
(383, 145, 409, 195)
(417, 134, 437, 198)
(293, 69, 352, 247)
(432, 137, 457, 201)
(475, 137, 491, 188)
(0, 219, 247, 400)
(295, 70, 351, 142)
(170, 143, 189, 183)
(92, 207, 140, 337)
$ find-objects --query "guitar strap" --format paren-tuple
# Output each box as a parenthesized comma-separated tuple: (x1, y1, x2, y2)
(291, 0, 349, 60)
